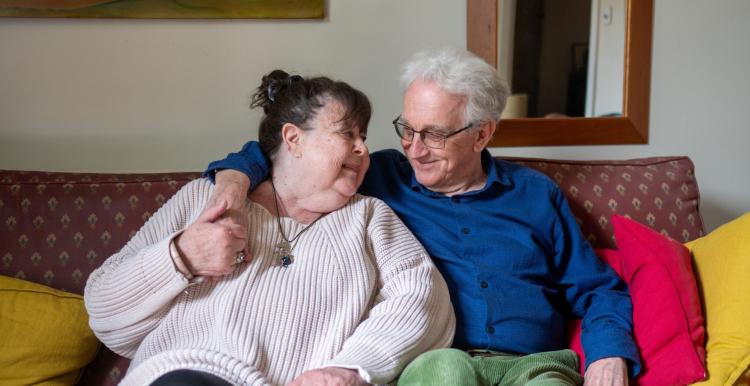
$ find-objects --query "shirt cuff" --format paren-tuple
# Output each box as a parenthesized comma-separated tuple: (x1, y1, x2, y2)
(581, 325, 641, 377)
(203, 141, 270, 191)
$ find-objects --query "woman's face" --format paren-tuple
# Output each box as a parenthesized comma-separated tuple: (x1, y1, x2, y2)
(293, 100, 369, 205)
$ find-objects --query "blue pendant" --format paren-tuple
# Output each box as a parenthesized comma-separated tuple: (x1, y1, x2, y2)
(274, 241, 294, 268)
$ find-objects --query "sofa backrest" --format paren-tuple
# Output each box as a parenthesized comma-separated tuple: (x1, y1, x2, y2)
(0, 155, 705, 385)
(0, 170, 200, 385)
(0, 170, 201, 294)
(503, 156, 705, 248)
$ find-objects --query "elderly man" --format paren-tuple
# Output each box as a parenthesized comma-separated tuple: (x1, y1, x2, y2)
(204, 48, 640, 385)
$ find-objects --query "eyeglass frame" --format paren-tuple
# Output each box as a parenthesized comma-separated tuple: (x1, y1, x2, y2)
(392, 115, 476, 149)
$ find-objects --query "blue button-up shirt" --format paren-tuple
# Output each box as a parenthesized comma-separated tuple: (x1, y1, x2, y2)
(206, 142, 641, 375)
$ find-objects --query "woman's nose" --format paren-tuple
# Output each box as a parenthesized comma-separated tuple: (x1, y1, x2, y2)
(353, 137, 368, 155)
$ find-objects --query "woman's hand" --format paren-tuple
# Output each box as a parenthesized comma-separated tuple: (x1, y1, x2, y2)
(287, 367, 368, 386)
(174, 199, 247, 277)
(211, 169, 252, 253)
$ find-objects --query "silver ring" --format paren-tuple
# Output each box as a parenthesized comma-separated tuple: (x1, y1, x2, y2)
(235, 251, 246, 265)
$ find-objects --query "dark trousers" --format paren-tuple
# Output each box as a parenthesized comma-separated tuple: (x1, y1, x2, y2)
(150, 370, 233, 386)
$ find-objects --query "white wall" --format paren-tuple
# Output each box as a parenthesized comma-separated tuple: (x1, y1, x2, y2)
(1, 0, 748, 231)
(0, 0, 464, 171)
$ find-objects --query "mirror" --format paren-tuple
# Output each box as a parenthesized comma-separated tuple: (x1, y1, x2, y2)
(467, 0, 653, 146)
(499, 0, 625, 118)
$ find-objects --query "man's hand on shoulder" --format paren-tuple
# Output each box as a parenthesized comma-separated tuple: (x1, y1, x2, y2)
(584, 357, 628, 386)
(286, 367, 368, 386)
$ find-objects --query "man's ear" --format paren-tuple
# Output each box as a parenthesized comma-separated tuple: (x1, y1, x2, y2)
(473, 121, 497, 152)
(281, 123, 303, 157)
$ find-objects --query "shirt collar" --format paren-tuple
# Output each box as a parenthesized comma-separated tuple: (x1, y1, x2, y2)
(408, 149, 512, 196)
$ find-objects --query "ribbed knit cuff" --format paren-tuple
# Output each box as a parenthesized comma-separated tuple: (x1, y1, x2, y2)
(168, 231, 193, 279)
(317, 364, 371, 384)
(88, 236, 189, 332)
(326, 343, 397, 384)
(138, 236, 192, 286)
(129, 237, 192, 311)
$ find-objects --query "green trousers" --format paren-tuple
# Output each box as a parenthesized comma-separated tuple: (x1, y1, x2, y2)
(397, 348, 583, 386)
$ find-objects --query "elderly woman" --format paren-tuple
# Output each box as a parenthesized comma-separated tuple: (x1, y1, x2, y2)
(84, 70, 455, 386)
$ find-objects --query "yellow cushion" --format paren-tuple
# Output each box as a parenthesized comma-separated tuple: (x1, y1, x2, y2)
(686, 212, 750, 386)
(0, 275, 100, 385)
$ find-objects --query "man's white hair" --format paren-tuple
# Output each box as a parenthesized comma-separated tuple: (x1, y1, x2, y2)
(401, 47, 510, 125)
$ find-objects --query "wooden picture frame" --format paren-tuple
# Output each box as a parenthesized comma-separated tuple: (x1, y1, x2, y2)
(0, 0, 325, 19)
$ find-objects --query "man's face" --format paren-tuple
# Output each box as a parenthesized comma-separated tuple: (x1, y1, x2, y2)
(400, 79, 480, 193)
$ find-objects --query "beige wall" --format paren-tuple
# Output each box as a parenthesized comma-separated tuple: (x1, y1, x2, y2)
(1, 0, 749, 231)
(0, 0, 464, 171)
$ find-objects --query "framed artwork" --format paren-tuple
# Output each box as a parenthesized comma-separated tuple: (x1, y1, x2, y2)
(0, 0, 325, 19)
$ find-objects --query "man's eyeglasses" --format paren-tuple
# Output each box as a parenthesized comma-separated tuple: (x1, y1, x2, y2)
(392, 116, 475, 149)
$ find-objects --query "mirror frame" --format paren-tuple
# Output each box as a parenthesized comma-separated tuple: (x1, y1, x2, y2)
(467, 0, 653, 146)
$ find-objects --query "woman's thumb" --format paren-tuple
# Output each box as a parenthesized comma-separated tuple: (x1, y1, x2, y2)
(199, 199, 228, 223)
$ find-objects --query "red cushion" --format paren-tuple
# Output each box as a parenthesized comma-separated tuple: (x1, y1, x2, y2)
(567, 215, 706, 385)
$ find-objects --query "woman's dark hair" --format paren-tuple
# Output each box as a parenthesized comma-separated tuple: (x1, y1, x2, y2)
(250, 70, 372, 158)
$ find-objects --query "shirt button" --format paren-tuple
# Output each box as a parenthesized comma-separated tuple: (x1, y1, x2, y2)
(480, 281, 488, 288)
(486, 326, 495, 334)
(451, 197, 460, 203)
(461, 227, 470, 234)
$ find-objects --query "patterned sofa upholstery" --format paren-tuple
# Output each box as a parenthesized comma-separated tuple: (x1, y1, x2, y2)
(0, 156, 704, 385)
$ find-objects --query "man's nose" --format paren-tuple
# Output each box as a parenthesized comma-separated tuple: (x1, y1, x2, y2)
(411, 133, 427, 151)
(409, 132, 430, 155)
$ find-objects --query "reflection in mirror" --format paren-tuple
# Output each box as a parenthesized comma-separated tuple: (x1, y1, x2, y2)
(467, 0, 652, 146)
(497, 0, 625, 118)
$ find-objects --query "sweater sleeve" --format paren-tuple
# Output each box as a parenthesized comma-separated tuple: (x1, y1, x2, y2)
(325, 198, 455, 384)
(83, 179, 213, 358)
(552, 188, 641, 376)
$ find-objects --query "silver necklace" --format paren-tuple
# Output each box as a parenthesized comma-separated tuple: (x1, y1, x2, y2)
(270, 179, 323, 268)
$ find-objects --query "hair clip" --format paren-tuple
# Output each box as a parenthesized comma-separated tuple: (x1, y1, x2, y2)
(266, 83, 276, 102)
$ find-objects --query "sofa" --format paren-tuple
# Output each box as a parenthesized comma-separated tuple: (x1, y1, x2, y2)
(1, 156, 747, 385)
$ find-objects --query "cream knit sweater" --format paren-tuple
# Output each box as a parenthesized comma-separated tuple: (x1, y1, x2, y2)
(84, 179, 454, 386)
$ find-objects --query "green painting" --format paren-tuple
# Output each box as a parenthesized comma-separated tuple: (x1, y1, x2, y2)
(0, 0, 325, 19)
